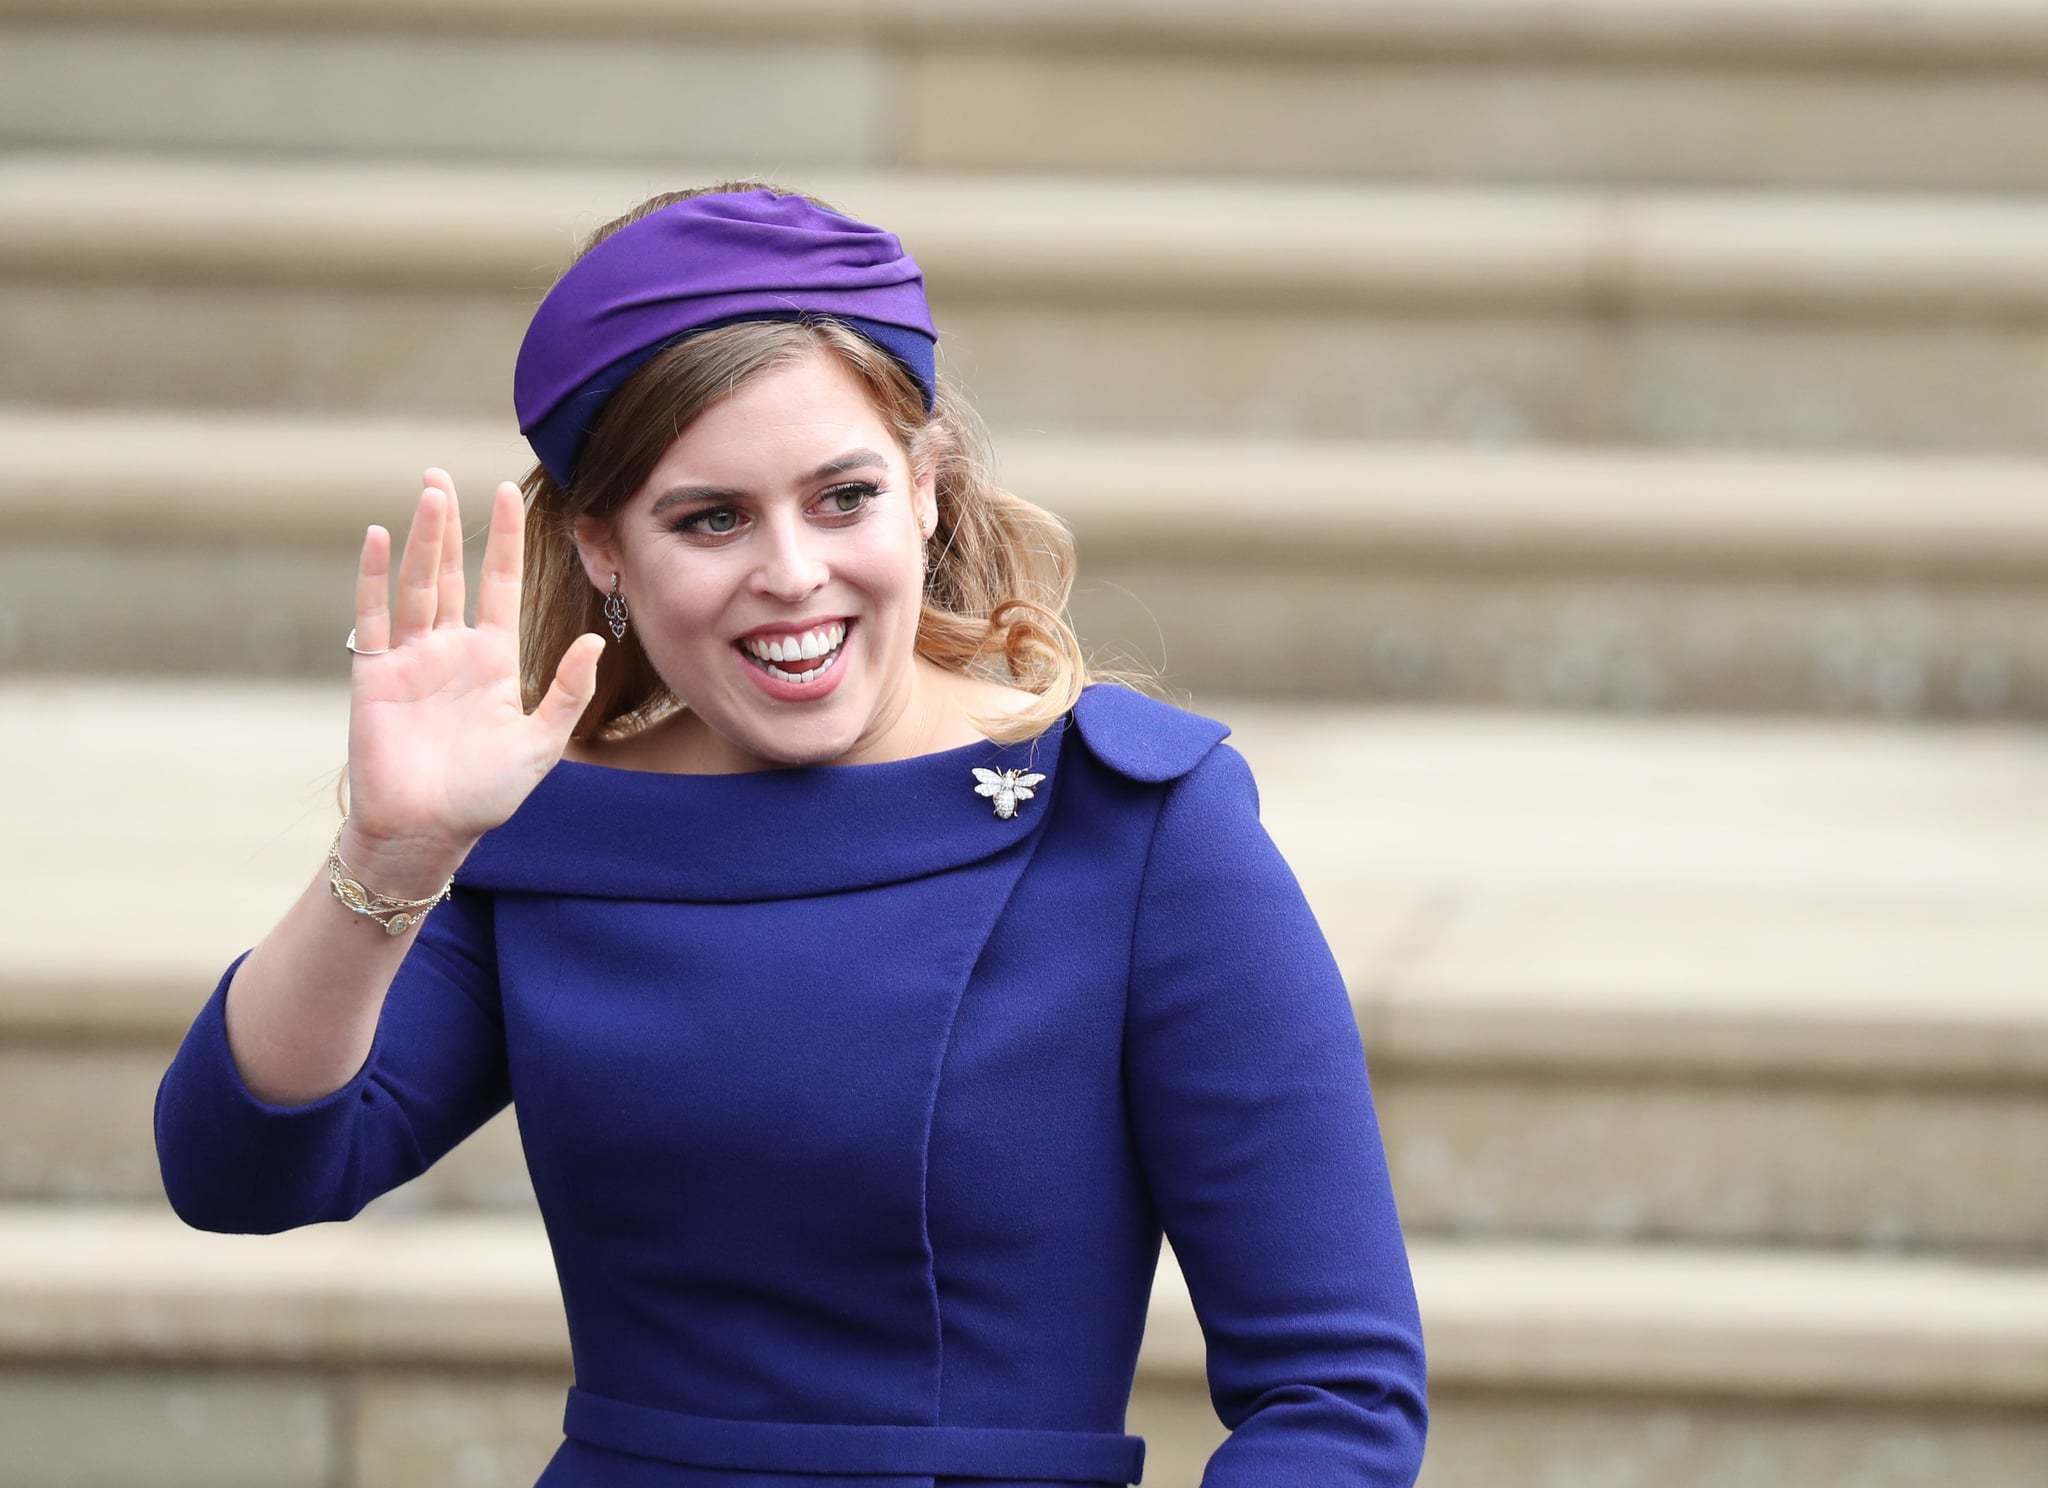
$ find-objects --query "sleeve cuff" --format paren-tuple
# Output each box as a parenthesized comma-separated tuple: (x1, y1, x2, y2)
(153, 951, 383, 1231)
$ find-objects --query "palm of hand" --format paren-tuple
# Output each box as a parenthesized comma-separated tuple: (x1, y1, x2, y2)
(343, 471, 605, 854)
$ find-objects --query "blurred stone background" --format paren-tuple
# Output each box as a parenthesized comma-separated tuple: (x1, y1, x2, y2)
(5, 2, 2048, 1485)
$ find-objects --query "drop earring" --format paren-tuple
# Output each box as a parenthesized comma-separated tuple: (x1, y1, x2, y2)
(604, 572, 629, 642)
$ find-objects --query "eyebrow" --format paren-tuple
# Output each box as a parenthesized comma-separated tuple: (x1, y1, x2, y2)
(648, 448, 891, 517)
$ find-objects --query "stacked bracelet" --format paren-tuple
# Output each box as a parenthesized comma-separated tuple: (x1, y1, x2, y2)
(327, 819, 454, 936)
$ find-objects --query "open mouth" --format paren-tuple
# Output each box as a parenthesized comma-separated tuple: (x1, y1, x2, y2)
(737, 620, 849, 685)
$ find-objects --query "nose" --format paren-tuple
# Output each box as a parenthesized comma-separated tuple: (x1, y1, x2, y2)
(746, 508, 829, 603)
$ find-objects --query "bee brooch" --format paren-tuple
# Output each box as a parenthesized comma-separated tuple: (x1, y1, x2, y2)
(972, 767, 1046, 820)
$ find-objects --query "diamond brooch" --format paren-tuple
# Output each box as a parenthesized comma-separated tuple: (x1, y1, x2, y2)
(973, 767, 1046, 820)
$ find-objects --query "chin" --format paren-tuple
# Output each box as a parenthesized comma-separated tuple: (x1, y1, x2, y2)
(727, 702, 869, 770)
(757, 732, 860, 769)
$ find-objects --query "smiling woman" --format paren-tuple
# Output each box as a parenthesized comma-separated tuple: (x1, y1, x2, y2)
(517, 185, 1085, 773)
(151, 181, 1428, 1488)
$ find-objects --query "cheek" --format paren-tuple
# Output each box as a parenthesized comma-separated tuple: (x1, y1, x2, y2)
(630, 555, 730, 637)
(799, 526, 919, 603)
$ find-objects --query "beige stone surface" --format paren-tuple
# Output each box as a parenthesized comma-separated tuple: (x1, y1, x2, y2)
(0, 1366, 331, 1488)
(17, 3, 2048, 196)
(0, 409, 531, 545)
(1379, 1073, 2048, 1252)
(353, 1369, 570, 1488)
(7, 1210, 2048, 1404)
(907, 46, 2048, 193)
(358, 1108, 536, 1214)
(19, 0, 2048, 67)
(0, 156, 1589, 299)
(0, 1039, 530, 1208)
(15, 538, 2048, 714)
(0, 1208, 569, 1365)
(21, 156, 2048, 447)
(1417, 1392, 2048, 1488)
(14, 684, 2048, 1048)
(0, 27, 891, 165)
(11, 687, 2048, 1248)
(8, 1361, 2047, 1488)
(1623, 316, 2048, 451)
(25, 154, 2048, 317)
(0, 540, 408, 681)
(23, 1033, 2046, 1252)
(0, 1047, 168, 1203)
(1002, 437, 2048, 575)
(4, 1207, 2048, 1481)
(1412, 1242, 2048, 1404)
(16, 410, 2048, 575)
(12, 414, 2048, 711)
(28, 270, 2048, 450)
(939, 302, 1605, 443)
(1372, 896, 2048, 1078)
(0, 281, 533, 415)
(1220, 704, 2048, 913)
(0, 679, 352, 1034)
(1072, 562, 2048, 715)
(1123, 1377, 1229, 1488)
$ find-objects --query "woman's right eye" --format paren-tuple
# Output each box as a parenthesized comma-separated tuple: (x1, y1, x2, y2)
(675, 506, 740, 536)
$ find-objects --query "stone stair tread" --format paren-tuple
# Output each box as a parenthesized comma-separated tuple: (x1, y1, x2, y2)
(8, 681, 2048, 1082)
(11, 407, 2048, 578)
(13, 151, 2048, 314)
(5, 1203, 2045, 1405)
(21, 0, 2048, 65)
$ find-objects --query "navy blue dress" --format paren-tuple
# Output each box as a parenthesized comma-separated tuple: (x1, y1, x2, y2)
(155, 684, 1428, 1487)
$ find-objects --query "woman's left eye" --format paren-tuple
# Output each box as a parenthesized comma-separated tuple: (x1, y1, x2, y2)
(819, 482, 879, 515)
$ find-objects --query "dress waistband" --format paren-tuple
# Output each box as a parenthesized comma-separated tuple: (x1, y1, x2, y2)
(562, 1387, 1146, 1484)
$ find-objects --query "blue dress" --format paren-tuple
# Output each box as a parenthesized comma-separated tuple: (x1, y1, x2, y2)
(154, 684, 1428, 1487)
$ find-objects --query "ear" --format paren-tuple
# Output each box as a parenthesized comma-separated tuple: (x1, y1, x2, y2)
(571, 511, 623, 592)
(911, 456, 939, 541)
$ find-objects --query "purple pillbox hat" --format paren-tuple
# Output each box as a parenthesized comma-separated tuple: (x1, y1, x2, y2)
(514, 189, 938, 488)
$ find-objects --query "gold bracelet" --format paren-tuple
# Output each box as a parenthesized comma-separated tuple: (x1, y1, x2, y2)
(327, 819, 454, 936)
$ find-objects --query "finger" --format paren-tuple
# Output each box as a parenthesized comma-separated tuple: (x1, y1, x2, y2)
(391, 486, 446, 642)
(353, 524, 392, 654)
(529, 632, 605, 755)
(427, 468, 466, 628)
(475, 481, 527, 633)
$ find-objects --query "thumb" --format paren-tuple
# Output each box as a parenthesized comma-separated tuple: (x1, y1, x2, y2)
(530, 633, 606, 755)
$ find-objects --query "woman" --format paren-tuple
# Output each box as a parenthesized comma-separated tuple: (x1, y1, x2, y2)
(154, 183, 1428, 1487)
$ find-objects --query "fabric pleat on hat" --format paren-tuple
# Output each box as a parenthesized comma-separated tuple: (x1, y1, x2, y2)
(514, 189, 938, 488)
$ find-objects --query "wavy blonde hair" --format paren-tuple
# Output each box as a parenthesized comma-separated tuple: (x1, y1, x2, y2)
(518, 182, 1095, 747)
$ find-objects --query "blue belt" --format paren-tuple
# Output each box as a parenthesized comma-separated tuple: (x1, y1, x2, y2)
(563, 1387, 1146, 1483)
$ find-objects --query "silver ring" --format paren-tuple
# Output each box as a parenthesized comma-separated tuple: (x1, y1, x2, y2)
(344, 627, 391, 657)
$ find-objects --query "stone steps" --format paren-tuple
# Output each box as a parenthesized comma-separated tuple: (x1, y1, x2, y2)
(11, 406, 2048, 716)
(14, 154, 2048, 448)
(11, 680, 2048, 1254)
(5, 1204, 2045, 1487)
(15, 0, 2048, 192)
(11, 7, 2044, 1486)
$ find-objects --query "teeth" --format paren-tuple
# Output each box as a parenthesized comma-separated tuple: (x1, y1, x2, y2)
(745, 622, 849, 684)
(743, 623, 846, 665)
(765, 658, 827, 683)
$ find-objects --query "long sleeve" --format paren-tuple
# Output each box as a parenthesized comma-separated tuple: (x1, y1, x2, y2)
(153, 885, 510, 1234)
(1124, 743, 1428, 1486)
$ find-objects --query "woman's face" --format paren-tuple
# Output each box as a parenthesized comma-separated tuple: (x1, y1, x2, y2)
(574, 347, 938, 771)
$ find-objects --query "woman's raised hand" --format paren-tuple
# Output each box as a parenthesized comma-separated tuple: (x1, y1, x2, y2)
(343, 470, 605, 878)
